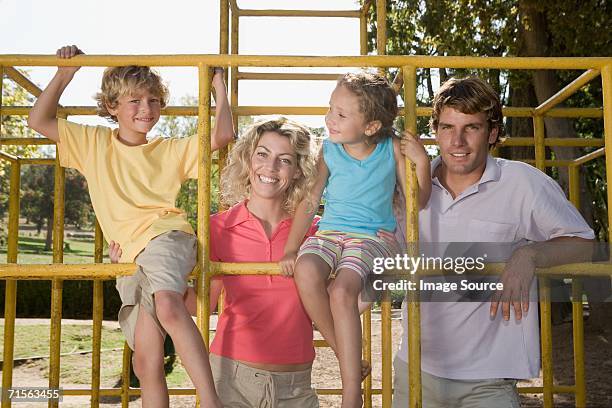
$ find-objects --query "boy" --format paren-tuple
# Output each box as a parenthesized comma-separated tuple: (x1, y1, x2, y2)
(28, 45, 233, 407)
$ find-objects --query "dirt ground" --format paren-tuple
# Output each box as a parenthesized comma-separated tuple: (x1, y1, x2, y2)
(2, 314, 611, 407)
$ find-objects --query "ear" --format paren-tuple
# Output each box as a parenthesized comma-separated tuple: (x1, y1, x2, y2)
(488, 125, 499, 145)
(365, 120, 382, 137)
(106, 101, 118, 116)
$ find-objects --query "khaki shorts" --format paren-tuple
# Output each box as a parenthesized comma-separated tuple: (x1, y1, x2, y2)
(116, 230, 197, 350)
(210, 354, 319, 408)
(392, 357, 520, 408)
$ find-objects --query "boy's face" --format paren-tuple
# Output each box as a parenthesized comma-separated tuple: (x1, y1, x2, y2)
(108, 88, 161, 138)
(435, 107, 498, 179)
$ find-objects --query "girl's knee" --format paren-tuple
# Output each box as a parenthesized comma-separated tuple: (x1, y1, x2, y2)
(294, 255, 329, 285)
(329, 278, 361, 307)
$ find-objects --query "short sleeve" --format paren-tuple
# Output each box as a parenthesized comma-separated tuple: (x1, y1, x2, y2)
(528, 177, 594, 240)
(172, 134, 199, 181)
(57, 118, 99, 173)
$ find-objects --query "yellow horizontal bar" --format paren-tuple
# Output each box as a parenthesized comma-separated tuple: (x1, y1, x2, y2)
(0, 137, 55, 146)
(535, 69, 601, 115)
(57, 387, 384, 397)
(237, 72, 341, 80)
(573, 147, 605, 166)
(2, 261, 612, 279)
(2, 54, 611, 69)
(498, 137, 604, 147)
(19, 158, 55, 165)
(313, 339, 330, 347)
(0, 106, 210, 116)
(518, 385, 575, 394)
(520, 159, 576, 167)
(238, 9, 361, 18)
(1, 105, 602, 119)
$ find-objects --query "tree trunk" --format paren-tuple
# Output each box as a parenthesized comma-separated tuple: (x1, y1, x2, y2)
(44, 216, 53, 251)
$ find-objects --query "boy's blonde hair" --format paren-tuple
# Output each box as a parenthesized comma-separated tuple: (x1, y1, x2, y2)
(221, 118, 317, 214)
(430, 77, 503, 147)
(337, 71, 398, 144)
(95, 66, 169, 123)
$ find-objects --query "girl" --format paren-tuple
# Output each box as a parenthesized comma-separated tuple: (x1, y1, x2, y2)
(280, 72, 431, 407)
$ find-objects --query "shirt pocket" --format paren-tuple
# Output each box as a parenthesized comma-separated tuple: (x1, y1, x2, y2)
(467, 218, 519, 242)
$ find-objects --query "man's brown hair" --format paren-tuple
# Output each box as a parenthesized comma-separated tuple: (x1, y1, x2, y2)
(430, 77, 503, 147)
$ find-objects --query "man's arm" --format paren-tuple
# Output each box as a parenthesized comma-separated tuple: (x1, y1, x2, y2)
(27, 45, 83, 142)
(210, 68, 235, 151)
(491, 236, 595, 321)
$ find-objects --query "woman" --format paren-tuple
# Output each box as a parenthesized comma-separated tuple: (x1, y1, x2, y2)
(207, 118, 320, 407)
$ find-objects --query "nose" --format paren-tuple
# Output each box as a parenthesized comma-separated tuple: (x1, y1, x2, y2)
(450, 129, 466, 147)
(263, 156, 280, 172)
(325, 110, 334, 127)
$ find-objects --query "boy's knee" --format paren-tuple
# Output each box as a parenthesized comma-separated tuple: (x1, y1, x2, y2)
(132, 350, 164, 381)
(154, 291, 185, 326)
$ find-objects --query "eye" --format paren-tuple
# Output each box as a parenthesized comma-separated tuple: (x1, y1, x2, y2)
(338, 113, 346, 119)
(281, 158, 292, 165)
(129, 99, 140, 104)
(467, 124, 480, 131)
(150, 98, 160, 104)
(256, 151, 267, 158)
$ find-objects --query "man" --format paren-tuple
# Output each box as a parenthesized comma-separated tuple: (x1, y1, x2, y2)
(393, 77, 594, 407)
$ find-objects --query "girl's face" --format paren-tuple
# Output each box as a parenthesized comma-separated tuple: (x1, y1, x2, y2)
(249, 131, 301, 201)
(325, 85, 378, 145)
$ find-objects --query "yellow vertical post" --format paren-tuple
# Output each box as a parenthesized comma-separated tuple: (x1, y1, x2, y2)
(568, 165, 586, 407)
(376, 0, 386, 55)
(362, 309, 372, 408)
(2, 159, 20, 408)
(230, 8, 239, 134)
(197, 64, 213, 345)
(91, 220, 104, 408)
(534, 114, 553, 407)
(196, 64, 213, 407)
(121, 344, 131, 408)
(218, 0, 230, 211)
(359, 3, 369, 55)
(404, 65, 421, 408)
(602, 64, 612, 244)
(48, 151, 65, 408)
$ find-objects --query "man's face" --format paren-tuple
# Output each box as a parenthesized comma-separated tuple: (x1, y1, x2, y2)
(435, 107, 498, 178)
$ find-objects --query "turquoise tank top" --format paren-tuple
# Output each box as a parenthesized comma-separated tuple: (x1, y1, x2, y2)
(319, 137, 397, 236)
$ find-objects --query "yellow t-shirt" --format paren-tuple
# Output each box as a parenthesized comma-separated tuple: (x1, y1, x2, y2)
(57, 118, 199, 263)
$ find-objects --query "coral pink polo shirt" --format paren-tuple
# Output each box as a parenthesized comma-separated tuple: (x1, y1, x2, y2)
(209, 201, 317, 365)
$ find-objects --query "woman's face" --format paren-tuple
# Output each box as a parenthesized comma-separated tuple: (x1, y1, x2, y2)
(249, 131, 301, 201)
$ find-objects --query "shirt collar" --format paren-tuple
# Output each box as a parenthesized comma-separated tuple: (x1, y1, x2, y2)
(431, 154, 501, 190)
(223, 200, 292, 230)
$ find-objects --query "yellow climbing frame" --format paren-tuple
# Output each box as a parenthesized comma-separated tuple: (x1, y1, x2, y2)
(0, 6, 612, 408)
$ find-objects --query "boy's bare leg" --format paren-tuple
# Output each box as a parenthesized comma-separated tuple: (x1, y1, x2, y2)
(293, 254, 338, 351)
(133, 306, 169, 408)
(329, 269, 364, 408)
(154, 290, 221, 408)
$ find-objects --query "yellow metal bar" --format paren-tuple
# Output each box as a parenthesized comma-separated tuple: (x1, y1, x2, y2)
(376, 0, 386, 55)
(0, 151, 18, 162)
(381, 292, 393, 407)
(535, 69, 600, 115)
(3, 261, 612, 280)
(534, 113, 554, 408)
(236, 72, 340, 81)
(404, 65, 422, 408)
(569, 166, 581, 209)
(220, 0, 229, 55)
(602, 64, 612, 241)
(196, 64, 212, 348)
(237, 9, 361, 18)
(4, 66, 45, 98)
(498, 137, 604, 148)
(91, 221, 104, 408)
(359, 3, 368, 55)
(518, 385, 576, 394)
(230, 9, 239, 139)
(362, 309, 372, 408)
(0, 105, 602, 119)
(573, 147, 605, 166)
(2, 160, 20, 408)
(19, 158, 56, 165)
(121, 343, 131, 408)
(572, 280, 586, 407)
(2, 54, 612, 69)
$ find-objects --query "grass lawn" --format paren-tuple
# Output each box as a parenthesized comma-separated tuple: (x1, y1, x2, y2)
(0, 323, 194, 388)
(0, 234, 99, 264)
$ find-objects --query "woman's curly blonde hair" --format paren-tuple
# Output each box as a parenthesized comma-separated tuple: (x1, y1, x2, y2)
(95, 66, 169, 123)
(221, 118, 318, 214)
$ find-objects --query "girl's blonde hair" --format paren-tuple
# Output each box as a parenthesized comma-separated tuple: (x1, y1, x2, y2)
(337, 71, 398, 144)
(221, 118, 317, 214)
(95, 66, 169, 123)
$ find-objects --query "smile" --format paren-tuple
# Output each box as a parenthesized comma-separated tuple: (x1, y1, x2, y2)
(450, 153, 469, 157)
(258, 175, 279, 184)
(136, 118, 154, 122)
